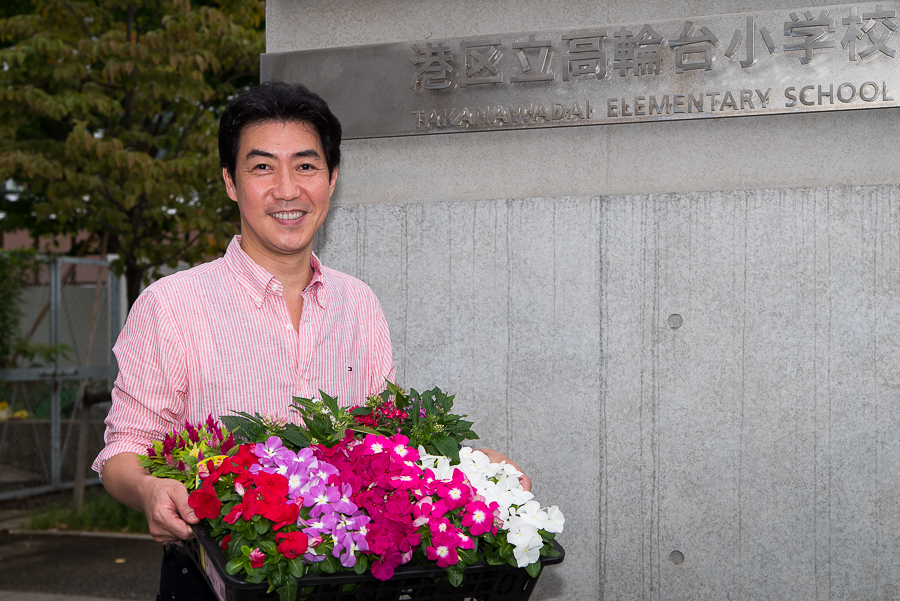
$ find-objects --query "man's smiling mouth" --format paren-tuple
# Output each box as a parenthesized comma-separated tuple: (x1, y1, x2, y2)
(271, 211, 305, 220)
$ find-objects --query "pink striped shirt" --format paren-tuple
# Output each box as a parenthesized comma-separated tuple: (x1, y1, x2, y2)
(93, 236, 395, 475)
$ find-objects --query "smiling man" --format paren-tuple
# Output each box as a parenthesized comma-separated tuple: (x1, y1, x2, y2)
(93, 82, 526, 601)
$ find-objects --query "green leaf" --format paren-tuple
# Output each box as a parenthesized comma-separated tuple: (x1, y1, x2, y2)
(319, 391, 341, 416)
(280, 428, 311, 448)
(432, 434, 459, 461)
(446, 564, 465, 587)
(525, 561, 542, 578)
(225, 558, 246, 575)
(350, 407, 372, 416)
(288, 558, 306, 579)
(458, 548, 477, 565)
(348, 425, 383, 436)
(276, 578, 298, 601)
(247, 572, 266, 584)
(353, 554, 368, 575)
(319, 553, 340, 574)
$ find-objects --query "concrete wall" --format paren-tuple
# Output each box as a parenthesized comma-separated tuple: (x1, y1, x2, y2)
(273, 2, 900, 599)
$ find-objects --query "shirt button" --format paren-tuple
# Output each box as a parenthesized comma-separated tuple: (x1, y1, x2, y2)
(255, 296, 263, 303)
(285, 323, 292, 330)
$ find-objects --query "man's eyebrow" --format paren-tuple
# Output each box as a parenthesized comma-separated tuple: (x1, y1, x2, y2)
(244, 148, 323, 161)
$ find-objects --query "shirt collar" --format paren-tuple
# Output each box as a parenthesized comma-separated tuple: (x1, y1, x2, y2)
(223, 236, 326, 309)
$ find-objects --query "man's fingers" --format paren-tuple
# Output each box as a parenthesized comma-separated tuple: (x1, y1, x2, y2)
(174, 490, 199, 525)
(518, 472, 533, 492)
(145, 479, 195, 543)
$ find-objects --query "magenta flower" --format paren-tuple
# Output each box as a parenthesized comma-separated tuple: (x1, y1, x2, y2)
(371, 551, 403, 581)
(426, 534, 460, 568)
(461, 500, 495, 536)
(363, 434, 390, 455)
(435, 469, 473, 511)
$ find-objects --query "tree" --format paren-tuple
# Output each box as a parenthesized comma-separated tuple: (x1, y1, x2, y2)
(0, 0, 264, 307)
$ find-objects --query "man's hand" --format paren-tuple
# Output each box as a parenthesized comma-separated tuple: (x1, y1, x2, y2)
(102, 452, 199, 545)
(139, 476, 199, 544)
(477, 448, 532, 492)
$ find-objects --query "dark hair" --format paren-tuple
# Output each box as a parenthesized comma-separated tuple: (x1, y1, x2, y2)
(218, 81, 342, 180)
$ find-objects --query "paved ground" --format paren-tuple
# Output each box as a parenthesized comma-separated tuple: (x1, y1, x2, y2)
(0, 487, 163, 601)
(0, 518, 161, 601)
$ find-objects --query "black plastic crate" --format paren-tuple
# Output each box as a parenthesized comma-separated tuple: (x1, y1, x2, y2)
(187, 523, 564, 601)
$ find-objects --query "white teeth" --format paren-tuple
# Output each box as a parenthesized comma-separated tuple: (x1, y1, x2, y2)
(272, 211, 304, 219)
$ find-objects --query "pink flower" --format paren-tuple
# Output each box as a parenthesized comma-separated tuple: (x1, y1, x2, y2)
(461, 500, 496, 536)
(363, 434, 390, 455)
(371, 552, 403, 581)
(455, 531, 475, 550)
(249, 548, 265, 569)
(426, 534, 460, 568)
(435, 469, 473, 511)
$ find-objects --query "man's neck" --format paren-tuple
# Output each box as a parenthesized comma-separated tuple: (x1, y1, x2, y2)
(239, 239, 314, 294)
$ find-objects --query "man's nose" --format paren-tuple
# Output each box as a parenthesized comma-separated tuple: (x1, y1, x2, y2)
(273, 168, 300, 200)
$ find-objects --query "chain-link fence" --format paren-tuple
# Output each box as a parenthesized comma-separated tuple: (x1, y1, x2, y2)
(0, 255, 124, 500)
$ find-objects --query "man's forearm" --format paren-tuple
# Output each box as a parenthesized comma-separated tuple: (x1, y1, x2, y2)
(102, 452, 154, 512)
(102, 452, 198, 543)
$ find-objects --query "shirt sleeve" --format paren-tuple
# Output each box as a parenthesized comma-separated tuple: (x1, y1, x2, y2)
(92, 287, 189, 476)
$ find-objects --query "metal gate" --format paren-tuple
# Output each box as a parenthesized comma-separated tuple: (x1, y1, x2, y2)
(0, 255, 123, 500)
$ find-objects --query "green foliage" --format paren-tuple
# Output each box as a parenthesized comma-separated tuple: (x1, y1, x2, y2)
(0, 0, 264, 306)
(0, 248, 69, 368)
(384, 382, 479, 463)
(223, 382, 479, 463)
(224, 393, 382, 448)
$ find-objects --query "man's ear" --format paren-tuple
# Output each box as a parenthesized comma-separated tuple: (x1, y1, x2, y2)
(223, 167, 238, 202)
(329, 166, 338, 196)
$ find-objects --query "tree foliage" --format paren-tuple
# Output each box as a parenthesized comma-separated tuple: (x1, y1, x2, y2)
(0, 0, 264, 306)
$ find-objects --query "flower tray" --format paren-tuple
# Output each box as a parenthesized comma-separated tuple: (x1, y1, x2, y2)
(186, 523, 565, 601)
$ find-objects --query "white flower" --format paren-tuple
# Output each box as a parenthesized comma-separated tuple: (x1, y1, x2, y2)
(543, 506, 565, 534)
(506, 521, 543, 567)
(515, 500, 550, 530)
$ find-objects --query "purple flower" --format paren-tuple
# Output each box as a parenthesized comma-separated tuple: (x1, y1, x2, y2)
(332, 483, 358, 515)
(253, 436, 285, 465)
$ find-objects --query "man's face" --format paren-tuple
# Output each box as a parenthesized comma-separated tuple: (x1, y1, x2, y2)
(223, 120, 336, 269)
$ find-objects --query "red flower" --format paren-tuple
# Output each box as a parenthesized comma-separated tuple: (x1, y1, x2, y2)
(220, 534, 231, 551)
(188, 485, 222, 520)
(252, 471, 289, 498)
(276, 531, 309, 559)
(221, 445, 258, 474)
(249, 548, 265, 568)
